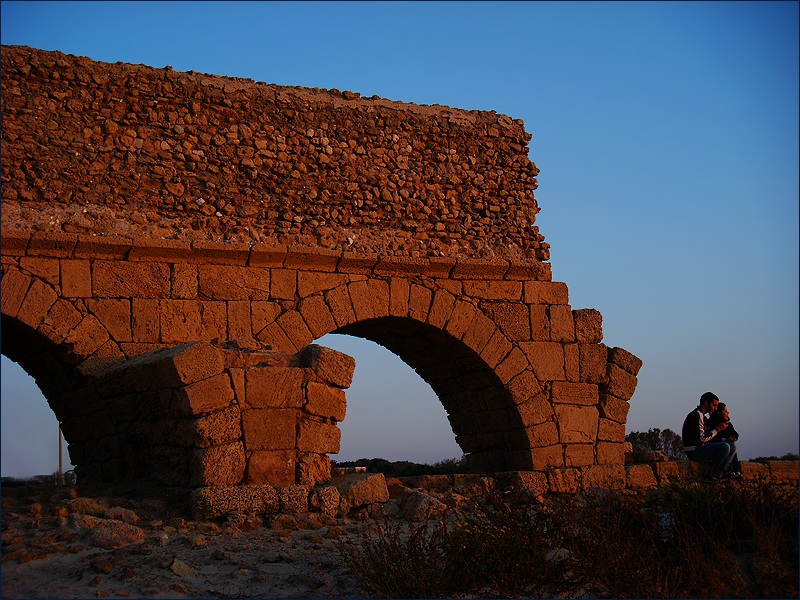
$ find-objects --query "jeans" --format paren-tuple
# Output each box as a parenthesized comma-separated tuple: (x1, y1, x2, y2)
(687, 441, 738, 476)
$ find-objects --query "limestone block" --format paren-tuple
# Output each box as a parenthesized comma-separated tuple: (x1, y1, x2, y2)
(297, 419, 341, 454)
(408, 283, 433, 321)
(241, 409, 297, 451)
(169, 341, 226, 385)
(596, 442, 627, 465)
(554, 405, 598, 444)
(463, 280, 522, 301)
(293, 344, 355, 388)
(0, 268, 31, 318)
(579, 343, 608, 384)
(608, 347, 643, 376)
(481, 330, 513, 369)
(565, 444, 595, 467)
(653, 461, 685, 485)
(507, 370, 542, 405)
(60, 259, 92, 298)
(402, 490, 448, 522)
(549, 305, 575, 342)
(573, 308, 603, 343)
(41, 298, 83, 343)
(547, 468, 581, 493)
(582, 465, 626, 490)
(521, 342, 565, 381)
(481, 302, 530, 341)
(246, 450, 295, 487)
(552, 381, 599, 406)
(245, 367, 305, 409)
(530, 444, 564, 469)
(64, 314, 110, 358)
(444, 300, 479, 339)
(174, 405, 242, 448)
(349, 279, 389, 321)
(310, 486, 341, 516)
(275, 311, 314, 351)
(524, 421, 559, 447)
(305, 381, 346, 421)
(132, 298, 160, 343)
(333, 473, 390, 515)
(564, 344, 579, 382)
(427, 289, 456, 329)
(605, 363, 638, 401)
(92, 261, 170, 298)
(461, 312, 496, 353)
(529, 304, 550, 341)
(451, 260, 508, 280)
(388, 277, 410, 317)
(199, 265, 270, 300)
(279, 484, 310, 514)
(87, 298, 132, 342)
(597, 418, 626, 442)
(499, 471, 549, 499)
(626, 464, 658, 488)
(227, 301, 252, 340)
(297, 453, 332, 487)
(517, 394, 555, 425)
(495, 347, 529, 384)
(524, 281, 569, 305)
(324, 285, 357, 328)
(298, 295, 336, 338)
(159, 300, 201, 343)
(297, 272, 349, 298)
(171, 263, 197, 299)
(17, 278, 58, 328)
(189, 484, 280, 520)
(190, 442, 246, 487)
(174, 372, 235, 416)
(598, 394, 630, 424)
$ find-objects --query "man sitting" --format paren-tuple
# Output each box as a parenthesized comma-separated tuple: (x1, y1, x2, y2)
(681, 392, 738, 481)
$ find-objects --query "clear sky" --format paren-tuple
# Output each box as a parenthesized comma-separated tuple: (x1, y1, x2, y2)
(1, 1, 797, 477)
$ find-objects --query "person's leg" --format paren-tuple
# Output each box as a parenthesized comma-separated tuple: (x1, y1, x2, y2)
(724, 441, 741, 475)
(688, 443, 730, 478)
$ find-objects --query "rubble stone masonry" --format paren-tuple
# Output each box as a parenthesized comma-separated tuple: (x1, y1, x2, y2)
(1, 46, 643, 489)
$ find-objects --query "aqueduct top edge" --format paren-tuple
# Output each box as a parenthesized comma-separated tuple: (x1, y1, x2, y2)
(2, 45, 549, 263)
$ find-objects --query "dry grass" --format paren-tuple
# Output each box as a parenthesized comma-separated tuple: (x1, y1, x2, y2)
(341, 482, 798, 598)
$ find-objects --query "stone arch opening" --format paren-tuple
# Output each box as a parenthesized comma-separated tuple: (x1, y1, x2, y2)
(316, 333, 462, 465)
(328, 316, 533, 472)
(1, 355, 74, 477)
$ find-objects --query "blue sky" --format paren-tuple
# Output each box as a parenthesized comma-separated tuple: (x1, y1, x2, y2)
(1, 1, 797, 476)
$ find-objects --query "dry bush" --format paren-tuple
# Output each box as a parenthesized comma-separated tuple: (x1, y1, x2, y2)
(341, 482, 798, 598)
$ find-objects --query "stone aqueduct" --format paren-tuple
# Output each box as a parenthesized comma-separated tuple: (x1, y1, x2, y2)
(1, 46, 642, 490)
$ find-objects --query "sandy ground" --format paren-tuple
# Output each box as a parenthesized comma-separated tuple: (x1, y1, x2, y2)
(1, 485, 370, 599)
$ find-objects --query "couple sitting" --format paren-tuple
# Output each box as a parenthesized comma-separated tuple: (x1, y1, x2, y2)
(682, 391, 742, 481)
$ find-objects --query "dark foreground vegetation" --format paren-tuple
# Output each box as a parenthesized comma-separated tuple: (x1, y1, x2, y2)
(332, 456, 470, 477)
(340, 481, 798, 598)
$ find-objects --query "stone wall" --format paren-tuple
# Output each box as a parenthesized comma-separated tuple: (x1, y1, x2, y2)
(58, 340, 355, 489)
(1, 45, 547, 261)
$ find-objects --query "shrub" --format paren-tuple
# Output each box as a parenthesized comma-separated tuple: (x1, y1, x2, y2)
(341, 482, 798, 598)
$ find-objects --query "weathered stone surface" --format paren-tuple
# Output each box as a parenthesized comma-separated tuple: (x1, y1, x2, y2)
(573, 308, 603, 343)
(608, 346, 643, 376)
(191, 442, 246, 486)
(626, 464, 658, 488)
(305, 382, 346, 421)
(189, 484, 280, 520)
(174, 373, 235, 416)
(70, 515, 145, 549)
(297, 453, 332, 487)
(582, 465, 626, 490)
(297, 419, 341, 454)
(554, 405, 598, 444)
(278, 484, 309, 514)
(246, 450, 295, 487)
(245, 368, 305, 409)
(333, 473, 390, 515)
(604, 363, 638, 401)
(402, 490, 448, 521)
(294, 345, 356, 389)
